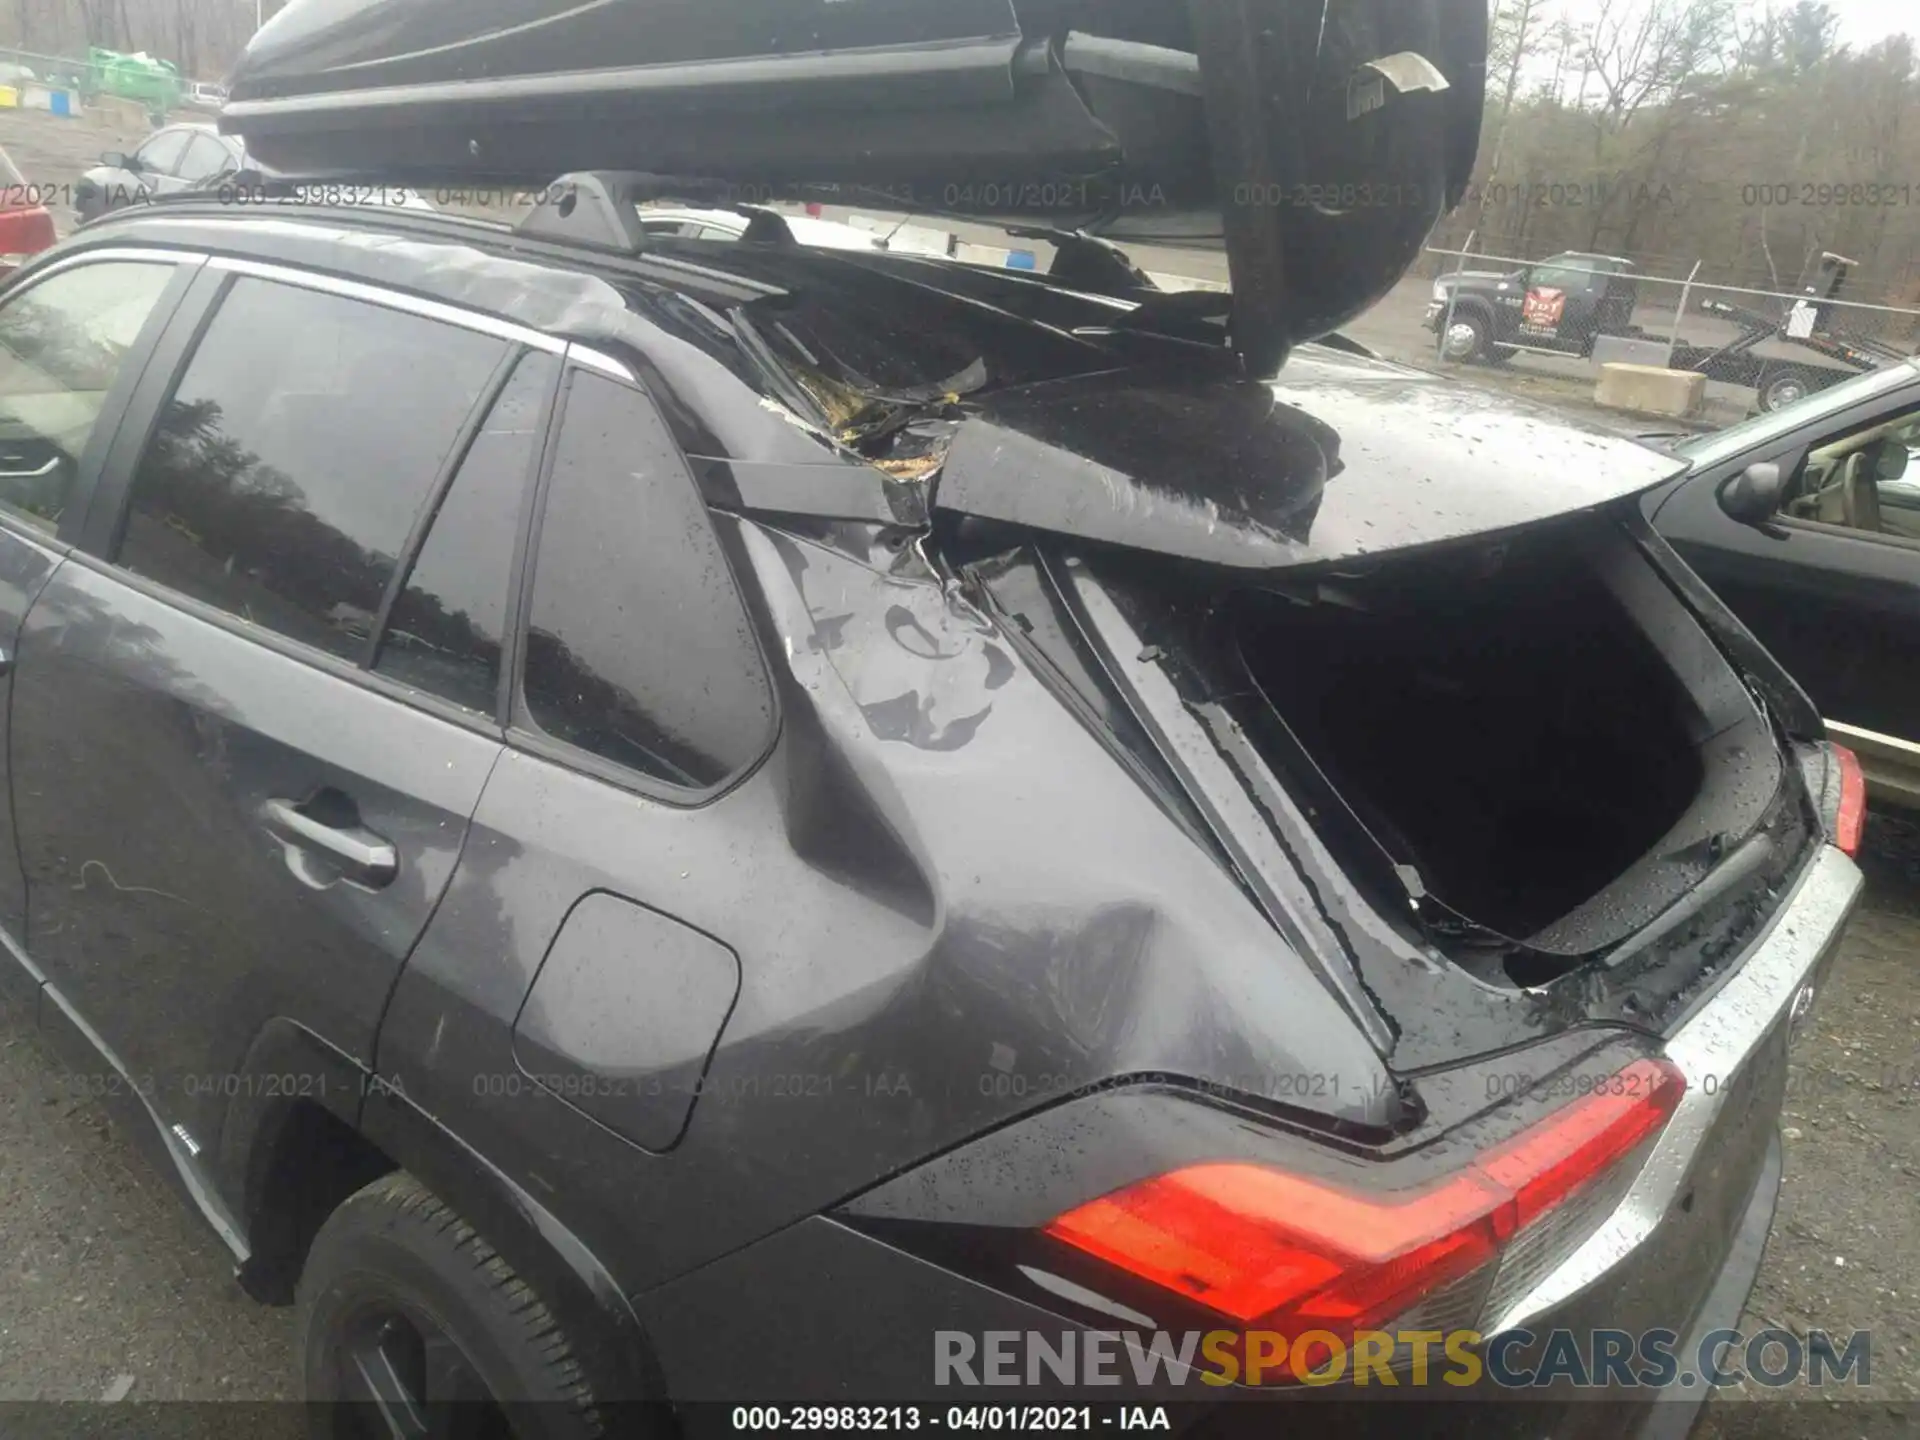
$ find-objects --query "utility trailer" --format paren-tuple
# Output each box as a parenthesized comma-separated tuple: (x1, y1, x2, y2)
(1670, 253, 1911, 412)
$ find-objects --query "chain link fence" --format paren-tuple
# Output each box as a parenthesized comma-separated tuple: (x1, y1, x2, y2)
(1399, 240, 1920, 421)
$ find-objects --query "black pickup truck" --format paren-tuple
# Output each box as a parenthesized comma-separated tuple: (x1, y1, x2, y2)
(1426, 250, 1641, 362)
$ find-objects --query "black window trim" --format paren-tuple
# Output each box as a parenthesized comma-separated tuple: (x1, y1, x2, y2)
(0, 246, 206, 553)
(203, 255, 566, 355)
(86, 262, 234, 559)
(83, 253, 576, 559)
(502, 353, 780, 809)
(70, 252, 583, 741)
(497, 352, 569, 730)
(363, 343, 527, 672)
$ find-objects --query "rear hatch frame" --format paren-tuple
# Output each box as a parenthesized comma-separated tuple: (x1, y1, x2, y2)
(963, 507, 1826, 1074)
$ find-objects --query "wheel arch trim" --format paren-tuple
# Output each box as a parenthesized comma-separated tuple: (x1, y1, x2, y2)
(355, 1082, 664, 1403)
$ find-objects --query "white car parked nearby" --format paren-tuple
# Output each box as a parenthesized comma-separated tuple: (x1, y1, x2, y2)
(635, 205, 886, 251)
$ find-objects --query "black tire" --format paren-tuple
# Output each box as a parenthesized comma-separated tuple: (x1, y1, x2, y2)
(297, 1172, 607, 1440)
(1437, 309, 1490, 363)
(1757, 366, 1819, 413)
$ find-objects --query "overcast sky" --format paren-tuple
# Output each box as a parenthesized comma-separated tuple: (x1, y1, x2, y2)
(1544, 0, 1914, 48)
(1827, 0, 1919, 46)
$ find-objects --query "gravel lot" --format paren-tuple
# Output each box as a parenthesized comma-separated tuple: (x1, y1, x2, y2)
(0, 106, 1914, 1435)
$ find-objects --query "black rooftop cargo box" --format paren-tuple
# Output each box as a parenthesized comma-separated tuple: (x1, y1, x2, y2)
(220, 0, 1488, 373)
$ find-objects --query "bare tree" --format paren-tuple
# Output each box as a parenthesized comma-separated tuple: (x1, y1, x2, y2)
(1426, 0, 1919, 312)
(76, 0, 120, 48)
(1477, 0, 1548, 234)
(1583, 0, 1736, 131)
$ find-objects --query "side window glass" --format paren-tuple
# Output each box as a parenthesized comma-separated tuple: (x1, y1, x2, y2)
(1531, 265, 1591, 290)
(522, 370, 772, 788)
(1882, 417, 1920, 540)
(181, 134, 234, 182)
(118, 277, 507, 660)
(135, 129, 190, 175)
(0, 260, 177, 533)
(376, 350, 557, 713)
(1789, 409, 1920, 538)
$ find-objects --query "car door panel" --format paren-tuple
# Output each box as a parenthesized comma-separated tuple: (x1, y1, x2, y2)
(0, 532, 61, 1011)
(10, 559, 500, 1152)
(1657, 391, 1920, 743)
(1671, 520, 1920, 741)
(0, 252, 201, 969)
(8, 266, 521, 1171)
(373, 365, 792, 1284)
(1557, 270, 1605, 349)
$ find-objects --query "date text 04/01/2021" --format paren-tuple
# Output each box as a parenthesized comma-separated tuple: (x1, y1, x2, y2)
(729, 1406, 1172, 1432)
(37, 1070, 406, 1102)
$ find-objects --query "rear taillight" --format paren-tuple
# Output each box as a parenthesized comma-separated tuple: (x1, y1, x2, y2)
(0, 206, 56, 260)
(1043, 1057, 1684, 1377)
(1831, 744, 1865, 858)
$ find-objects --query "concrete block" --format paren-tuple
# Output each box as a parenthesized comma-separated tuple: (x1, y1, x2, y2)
(1591, 334, 1675, 369)
(1595, 362, 1706, 419)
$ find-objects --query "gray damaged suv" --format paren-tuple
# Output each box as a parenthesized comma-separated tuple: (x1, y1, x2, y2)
(0, 0, 1868, 1432)
(0, 192, 1864, 1437)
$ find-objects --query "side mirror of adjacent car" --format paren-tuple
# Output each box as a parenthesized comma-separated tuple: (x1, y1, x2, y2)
(103, 151, 133, 171)
(1721, 461, 1787, 525)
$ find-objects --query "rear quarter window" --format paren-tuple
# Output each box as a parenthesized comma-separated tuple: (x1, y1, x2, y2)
(520, 369, 773, 791)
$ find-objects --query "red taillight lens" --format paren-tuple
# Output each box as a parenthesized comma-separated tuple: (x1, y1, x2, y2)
(0, 206, 55, 259)
(1044, 1058, 1684, 1369)
(1832, 744, 1866, 858)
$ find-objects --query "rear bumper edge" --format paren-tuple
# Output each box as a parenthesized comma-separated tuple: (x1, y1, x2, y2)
(1629, 1128, 1782, 1440)
(1490, 844, 1859, 1333)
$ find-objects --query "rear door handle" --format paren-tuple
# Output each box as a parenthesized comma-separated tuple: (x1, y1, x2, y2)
(263, 798, 399, 889)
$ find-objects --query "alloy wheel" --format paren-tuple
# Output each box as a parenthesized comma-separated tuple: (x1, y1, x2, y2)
(323, 1302, 515, 1440)
(1442, 320, 1482, 361)
(1762, 372, 1810, 411)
